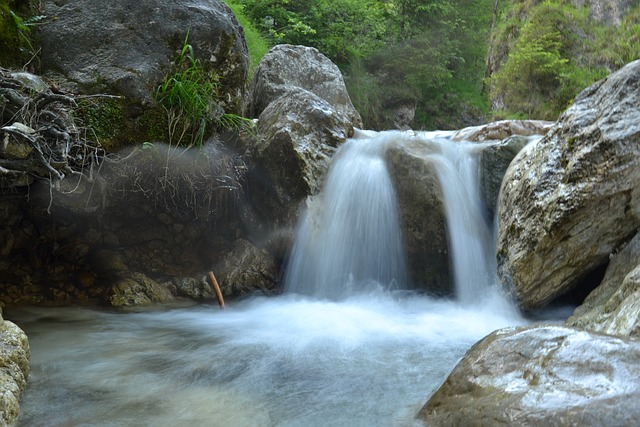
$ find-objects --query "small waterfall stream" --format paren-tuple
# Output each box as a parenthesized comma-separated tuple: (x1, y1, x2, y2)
(9, 130, 526, 427)
(284, 131, 407, 298)
(426, 136, 496, 304)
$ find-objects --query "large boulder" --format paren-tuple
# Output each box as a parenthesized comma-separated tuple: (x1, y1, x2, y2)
(0, 314, 30, 426)
(497, 60, 640, 310)
(567, 230, 640, 337)
(38, 0, 248, 150)
(419, 325, 640, 426)
(40, 0, 247, 108)
(386, 137, 451, 295)
(244, 88, 354, 247)
(245, 44, 362, 127)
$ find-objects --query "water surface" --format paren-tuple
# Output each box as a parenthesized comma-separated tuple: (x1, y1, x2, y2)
(10, 292, 524, 427)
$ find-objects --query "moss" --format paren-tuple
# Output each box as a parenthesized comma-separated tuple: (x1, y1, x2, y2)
(74, 96, 170, 152)
(0, 2, 22, 66)
(0, 0, 41, 68)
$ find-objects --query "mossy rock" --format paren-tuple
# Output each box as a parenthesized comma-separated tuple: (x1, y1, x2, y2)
(74, 97, 169, 153)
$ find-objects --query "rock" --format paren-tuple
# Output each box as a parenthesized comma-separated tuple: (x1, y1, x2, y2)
(419, 325, 640, 426)
(245, 44, 362, 127)
(567, 231, 640, 337)
(497, 60, 640, 310)
(40, 0, 248, 110)
(0, 318, 30, 426)
(107, 272, 174, 307)
(479, 135, 533, 220)
(586, 0, 636, 25)
(172, 277, 213, 300)
(392, 101, 417, 130)
(452, 120, 554, 142)
(245, 88, 354, 237)
(386, 136, 451, 295)
(8, 72, 49, 93)
(214, 239, 279, 296)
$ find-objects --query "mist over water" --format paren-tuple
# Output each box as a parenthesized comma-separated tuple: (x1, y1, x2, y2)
(11, 130, 526, 426)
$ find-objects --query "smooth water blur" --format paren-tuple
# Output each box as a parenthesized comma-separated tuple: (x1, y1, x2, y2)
(9, 293, 525, 427)
(284, 131, 407, 299)
(422, 136, 496, 304)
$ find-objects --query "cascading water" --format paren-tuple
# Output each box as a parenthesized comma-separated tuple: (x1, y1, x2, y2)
(425, 136, 496, 304)
(285, 129, 506, 307)
(284, 130, 407, 299)
(10, 130, 526, 427)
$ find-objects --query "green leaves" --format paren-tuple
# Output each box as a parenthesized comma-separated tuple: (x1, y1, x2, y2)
(156, 33, 251, 147)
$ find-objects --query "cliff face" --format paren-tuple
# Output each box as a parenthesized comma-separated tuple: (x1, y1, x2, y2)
(486, 0, 640, 115)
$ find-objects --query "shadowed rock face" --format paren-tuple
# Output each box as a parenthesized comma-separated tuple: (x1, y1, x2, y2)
(419, 325, 640, 426)
(567, 230, 640, 337)
(497, 59, 640, 310)
(385, 138, 451, 295)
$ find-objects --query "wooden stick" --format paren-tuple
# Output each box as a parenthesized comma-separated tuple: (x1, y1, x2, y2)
(207, 271, 225, 309)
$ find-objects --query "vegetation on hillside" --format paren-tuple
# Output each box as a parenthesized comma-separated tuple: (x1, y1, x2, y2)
(232, 0, 640, 127)
(2, 0, 638, 130)
(489, 0, 640, 120)
(235, 0, 494, 129)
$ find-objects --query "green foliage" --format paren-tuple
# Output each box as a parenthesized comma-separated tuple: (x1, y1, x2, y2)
(223, 1, 270, 73)
(156, 33, 251, 147)
(0, 0, 43, 67)
(491, 0, 640, 120)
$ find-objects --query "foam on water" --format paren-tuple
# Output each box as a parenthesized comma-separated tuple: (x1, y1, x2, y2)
(11, 293, 525, 427)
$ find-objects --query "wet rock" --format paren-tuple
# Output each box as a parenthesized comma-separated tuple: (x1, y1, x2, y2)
(0, 315, 30, 426)
(452, 120, 554, 142)
(172, 276, 213, 300)
(107, 272, 174, 307)
(246, 44, 362, 127)
(419, 325, 640, 426)
(214, 238, 279, 297)
(497, 60, 640, 310)
(386, 137, 451, 295)
(479, 135, 533, 220)
(567, 231, 640, 337)
(245, 88, 354, 238)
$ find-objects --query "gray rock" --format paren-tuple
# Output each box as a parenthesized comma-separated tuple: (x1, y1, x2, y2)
(479, 135, 532, 220)
(214, 238, 279, 296)
(0, 318, 30, 426)
(245, 88, 354, 237)
(452, 120, 554, 142)
(108, 272, 174, 307)
(386, 137, 451, 295)
(497, 59, 640, 310)
(246, 44, 362, 127)
(419, 325, 640, 426)
(172, 277, 213, 300)
(567, 231, 640, 337)
(40, 0, 248, 110)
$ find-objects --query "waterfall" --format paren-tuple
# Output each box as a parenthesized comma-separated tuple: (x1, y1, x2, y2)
(424, 136, 496, 304)
(283, 130, 407, 299)
(284, 129, 505, 307)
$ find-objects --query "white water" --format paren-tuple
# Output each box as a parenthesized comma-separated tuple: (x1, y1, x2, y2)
(424, 135, 496, 304)
(284, 132, 407, 299)
(10, 130, 527, 427)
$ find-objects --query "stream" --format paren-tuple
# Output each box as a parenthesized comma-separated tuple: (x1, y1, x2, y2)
(9, 292, 524, 426)
(9, 130, 533, 426)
